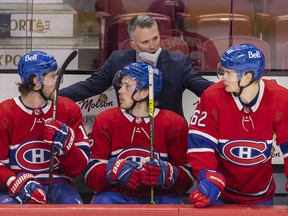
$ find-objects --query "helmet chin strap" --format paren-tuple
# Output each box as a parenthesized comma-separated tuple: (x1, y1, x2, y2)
(233, 79, 255, 97)
(35, 84, 49, 101)
(126, 91, 148, 112)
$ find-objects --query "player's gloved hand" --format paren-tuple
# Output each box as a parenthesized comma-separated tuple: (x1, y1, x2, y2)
(44, 120, 75, 155)
(7, 173, 47, 204)
(106, 158, 141, 189)
(189, 169, 225, 208)
(140, 158, 178, 189)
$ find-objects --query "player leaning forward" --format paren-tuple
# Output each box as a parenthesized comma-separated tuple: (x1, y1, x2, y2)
(84, 62, 194, 204)
(0, 51, 90, 204)
(187, 43, 288, 207)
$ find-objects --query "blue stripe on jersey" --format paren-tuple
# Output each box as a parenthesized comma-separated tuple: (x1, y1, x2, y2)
(75, 141, 90, 160)
(83, 158, 107, 180)
(188, 130, 217, 150)
(280, 141, 288, 157)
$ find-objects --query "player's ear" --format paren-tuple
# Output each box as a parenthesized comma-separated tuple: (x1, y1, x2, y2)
(244, 71, 254, 83)
(140, 88, 149, 99)
(130, 40, 136, 50)
(32, 76, 42, 90)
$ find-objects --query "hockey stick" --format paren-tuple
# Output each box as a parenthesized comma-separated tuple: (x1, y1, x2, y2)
(47, 50, 78, 204)
(148, 65, 155, 204)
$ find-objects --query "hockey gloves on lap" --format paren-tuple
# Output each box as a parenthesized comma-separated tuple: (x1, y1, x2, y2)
(7, 173, 47, 204)
(140, 158, 178, 189)
(106, 158, 141, 189)
(189, 169, 225, 208)
(44, 120, 75, 155)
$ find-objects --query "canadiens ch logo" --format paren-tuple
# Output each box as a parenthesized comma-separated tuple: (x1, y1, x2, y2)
(116, 148, 160, 165)
(15, 140, 59, 172)
(221, 140, 271, 166)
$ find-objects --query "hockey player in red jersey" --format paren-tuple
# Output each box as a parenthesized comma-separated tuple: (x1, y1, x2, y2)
(0, 51, 90, 204)
(187, 43, 288, 207)
(84, 62, 194, 204)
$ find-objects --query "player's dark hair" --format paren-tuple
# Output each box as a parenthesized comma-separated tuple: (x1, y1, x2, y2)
(17, 74, 37, 96)
(140, 87, 159, 107)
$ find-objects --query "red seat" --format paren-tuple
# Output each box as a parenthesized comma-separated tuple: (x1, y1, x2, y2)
(192, 13, 253, 39)
(273, 15, 288, 69)
(201, 35, 271, 71)
(182, 31, 219, 71)
(95, 0, 126, 20)
(280, 40, 288, 70)
(183, 13, 253, 71)
(185, 0, 255, 29)
(147, 0, 190, 36)
(253, 0, 288, 69)
(256, 0, 288, 18)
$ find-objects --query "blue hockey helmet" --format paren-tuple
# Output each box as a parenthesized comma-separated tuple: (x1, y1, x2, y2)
(113, 62, 163, 96)
(18, 50, 58, 84)
(218, 43, 265, 80)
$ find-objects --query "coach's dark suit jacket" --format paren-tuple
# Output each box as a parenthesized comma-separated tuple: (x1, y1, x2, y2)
(59, 49, 214, 118)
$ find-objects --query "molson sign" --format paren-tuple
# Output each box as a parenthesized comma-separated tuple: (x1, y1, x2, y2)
(77, 87, 117, 146)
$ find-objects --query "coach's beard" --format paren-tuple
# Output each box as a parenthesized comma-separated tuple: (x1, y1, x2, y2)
(42, 89, 55, 101)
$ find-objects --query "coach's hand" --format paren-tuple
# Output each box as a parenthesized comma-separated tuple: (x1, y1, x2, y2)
(44, 120, 75, 155)
(189, 169, 225, 208)
(106, 158, 141, 189)
(140, 158, 178, 189)
(7, 173, 47, 204)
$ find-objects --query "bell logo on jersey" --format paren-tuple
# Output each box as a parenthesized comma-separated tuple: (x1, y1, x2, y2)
(220, 139, 272, 166)
(14, 140, 59, 172)
(248, 50, 261, 59)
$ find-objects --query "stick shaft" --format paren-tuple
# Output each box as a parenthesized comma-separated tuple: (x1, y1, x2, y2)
(148, 65, 155, 204)
(47, 50, 78, 203)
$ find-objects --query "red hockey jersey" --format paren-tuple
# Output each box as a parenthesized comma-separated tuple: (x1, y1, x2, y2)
(84, 107, 194, 197)
(187, 79, 288, 204)
(0, 96, 90, 189)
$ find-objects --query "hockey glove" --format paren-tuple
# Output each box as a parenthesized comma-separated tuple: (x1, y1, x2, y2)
(44, 120, 75, 155)
(189, 169, 225, 208)
(7, 173, 47, 204)
(140, 158, 178, 189)
(106, 158, 141, 189)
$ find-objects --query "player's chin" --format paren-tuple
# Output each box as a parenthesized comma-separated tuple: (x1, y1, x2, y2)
(47, 93, 55, 101)
(119, 103, 128, 109)
(224, 86, 233, 92)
